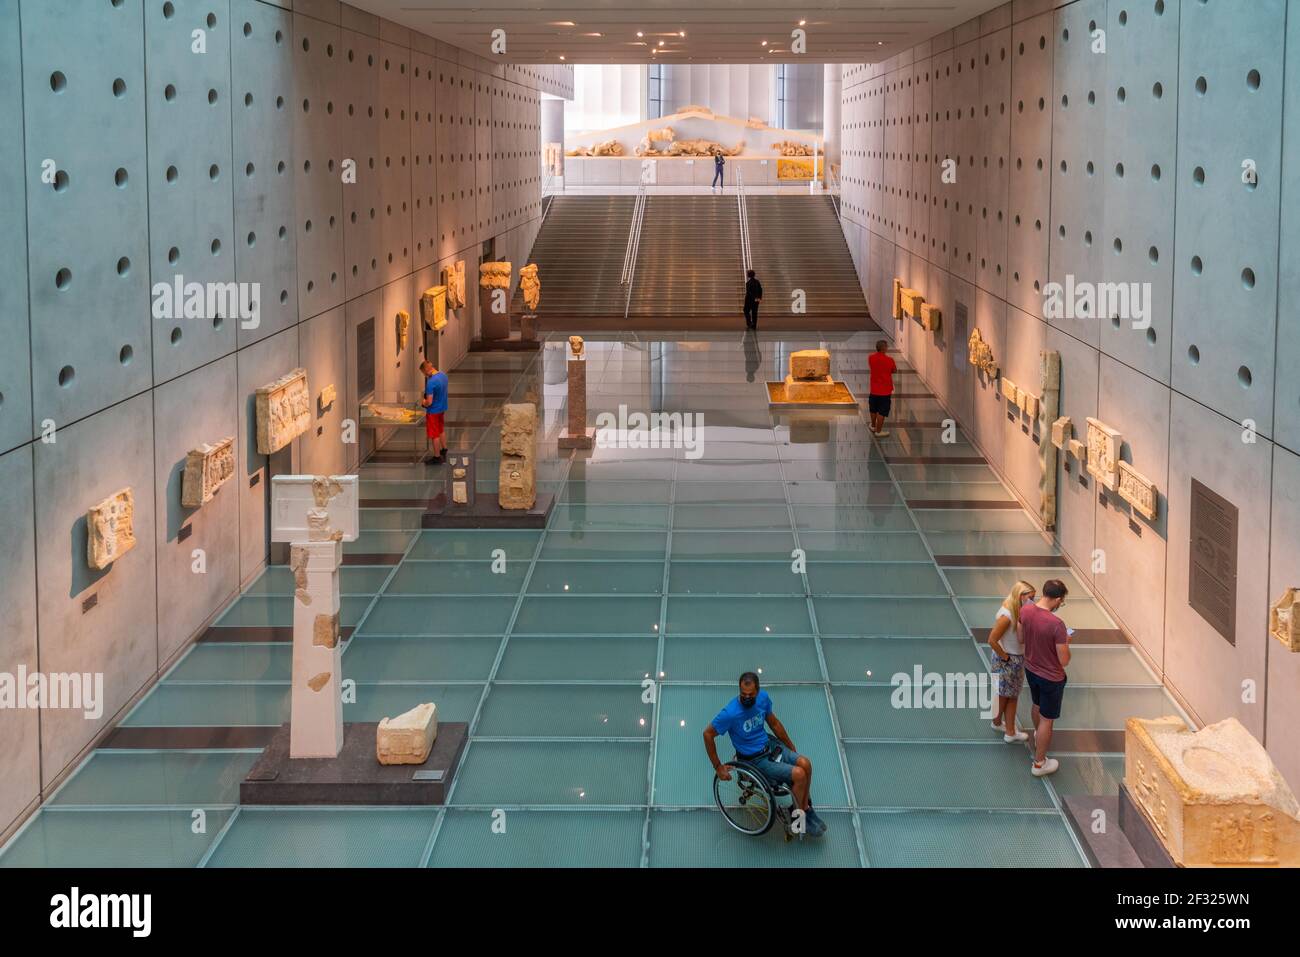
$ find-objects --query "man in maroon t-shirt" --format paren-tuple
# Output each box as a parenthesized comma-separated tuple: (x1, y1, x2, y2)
(866, 339, 896, 437)
(1019, 579, 1072, 777)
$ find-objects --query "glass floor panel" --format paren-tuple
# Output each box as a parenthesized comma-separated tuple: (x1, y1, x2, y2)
(8, 332, 1184, 867)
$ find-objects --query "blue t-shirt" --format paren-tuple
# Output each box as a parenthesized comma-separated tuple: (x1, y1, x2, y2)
(711, 690, 772, 756)
(424, 371, 448, 414)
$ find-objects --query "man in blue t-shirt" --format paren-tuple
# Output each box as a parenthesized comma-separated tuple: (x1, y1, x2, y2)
(703, 672, 827, 836)
(419, 360, 449, 464)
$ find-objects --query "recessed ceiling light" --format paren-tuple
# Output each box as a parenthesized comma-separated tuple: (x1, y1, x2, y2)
(582, 32, 602, 37)
(636, 31, 644, 37)
(558, 55, 565, 60)
(658, 40, 664, 46)
(679, 30, 686, 37)
(549, 21, 576, 27)
(761, 40, 767, 46)
(799, 19, 806, 26)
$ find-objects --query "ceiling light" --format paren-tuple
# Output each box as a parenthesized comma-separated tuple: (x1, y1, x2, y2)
(761, 40, 767, 46)
(583, 32, 602, 37)
(799, 19, 806, 26)
(637, 31, 644, 37)
(559, 55, 565, 60)
(679, 30, 686, 37)
(658, 40, 664, 46)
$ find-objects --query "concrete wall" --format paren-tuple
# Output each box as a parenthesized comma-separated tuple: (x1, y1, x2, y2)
(0, 0, 571, 838)
(838, 0, 1300, 787)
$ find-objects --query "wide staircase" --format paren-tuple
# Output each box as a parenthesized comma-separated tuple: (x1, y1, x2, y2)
(514, 192, 869, 328)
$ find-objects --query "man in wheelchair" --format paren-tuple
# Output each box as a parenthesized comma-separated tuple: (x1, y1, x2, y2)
(703, 671, 828, 837)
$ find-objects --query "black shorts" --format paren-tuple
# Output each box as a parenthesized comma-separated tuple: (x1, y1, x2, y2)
(868, 394, 892, 417)
(1026, 669, 1067, 720)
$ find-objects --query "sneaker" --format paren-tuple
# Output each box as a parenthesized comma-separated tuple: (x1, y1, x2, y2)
(1031, 757, 1059, 777)
(876, 429, 890, 437)
(1003, 730, 1029, 743)
(990, 719, 1004, 731)
(804, 808, 828, 837)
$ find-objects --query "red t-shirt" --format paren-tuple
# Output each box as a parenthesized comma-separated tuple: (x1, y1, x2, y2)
(868, 351, 896, 396)
(1020, 603, 1069, 682)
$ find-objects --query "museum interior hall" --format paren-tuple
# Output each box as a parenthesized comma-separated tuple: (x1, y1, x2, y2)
(1, 0, 1299, 873)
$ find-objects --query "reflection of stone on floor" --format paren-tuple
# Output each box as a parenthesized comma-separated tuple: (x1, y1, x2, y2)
(768, 349, 858, 409)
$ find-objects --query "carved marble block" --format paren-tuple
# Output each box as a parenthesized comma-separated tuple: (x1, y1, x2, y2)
(520, 263, 540, 311)
(1001, 377, 1017, 403)
(568, 335, 584, 357)
(1085, 417, 1123, 490)
(421, 285, 447, 331)
(442, 261, 466, 310)
(1038, 350, 1062, 531)
(920, 303, 941, 332)
(1067, 437, 1087, 462)
(395, 310, 410, 353)
(789, 349, 831, 380)
(87, 487, 136, 569)
(1117, 460, 1159, 520)
(968, 328, 998, 377)
(499, 402, 537, 510)
(376, 702, 438, 765)
(1051, 416, 1073, 450)
(891, 278, 903, 321)
(479, 260, 512, 289)
(899, 287, 925, 319)
(181, 436, 235, 508)
(1125, 716, 1300, 867)
(289, 538, 344, 759)
(318, 384, 336, 413)
(255, 367, 311, 455)
(1271, 589, 1299, 652)
(1023, 392, 1040, 418)
(1014, 385, 1027, 411)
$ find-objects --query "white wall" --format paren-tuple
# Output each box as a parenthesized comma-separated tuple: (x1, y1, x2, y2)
(567, 64, 644, 133)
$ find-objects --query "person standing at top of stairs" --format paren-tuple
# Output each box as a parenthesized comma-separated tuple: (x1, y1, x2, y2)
(712, 151, 725, 192)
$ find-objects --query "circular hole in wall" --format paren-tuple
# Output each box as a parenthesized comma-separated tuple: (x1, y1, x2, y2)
(166, 165, 178, 183)
(209, 163, 219, 180)
(1247, 69, 1261, 91)
(165, 83, 176, 101)
(1193, 166, 1205, 186)
(168, 246, 179, 265)
(50, 71, 67, 93)
(53, 169, 69, 191)
(119, 345, 133, 365)
(1242, 267, 1256, 289)
(163, 1, 175, 17)
(1195, 76, 1207, 96)
(1191, 255, 1203, 275)
(1238, 366, 1252, 389)
(113, 78, 126, 97)
(1188, 345, 1200, 365)
(58, 366, 75, 387)
(116, 256, 130, 276)
(55, 267, 72, 290)
(211, 238, 221, 255)
(115, 167, 128, 187)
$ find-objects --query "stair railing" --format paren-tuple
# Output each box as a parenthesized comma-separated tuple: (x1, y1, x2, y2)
(622, 183, 647, 318)
(736, 168, 752, 276)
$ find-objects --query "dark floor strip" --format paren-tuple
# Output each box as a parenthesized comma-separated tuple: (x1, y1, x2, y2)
(359, 498, 438, 509)
(1022, 729, 1126, 753)
(934, 554, 1068, 567)
(970, 626, 1129, 645)
(884, 456, 988, 465)
(907, 499, 1023, 509)
(889, 393, 937, 399)
(199, 625, 358, 643)
(100, 726, 279, 749)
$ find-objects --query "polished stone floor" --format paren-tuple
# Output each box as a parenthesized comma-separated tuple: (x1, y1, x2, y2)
(0, 332, 1187, 867)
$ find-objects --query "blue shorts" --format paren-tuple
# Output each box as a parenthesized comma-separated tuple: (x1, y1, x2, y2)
(736, 735, 803, 787)
(1026, 669, 1067, 720)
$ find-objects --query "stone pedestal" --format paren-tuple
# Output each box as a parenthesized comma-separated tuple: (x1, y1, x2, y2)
(783, 374, 838, 402)
(479, 286, 510, 340)
(290, 539, 344, 759)
(499, 403, 537, 510)
(520, 314, 538, 341)
(559, 356, 595, 449)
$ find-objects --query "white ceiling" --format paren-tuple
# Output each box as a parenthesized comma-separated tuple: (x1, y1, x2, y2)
(345, 1, 1010, 64)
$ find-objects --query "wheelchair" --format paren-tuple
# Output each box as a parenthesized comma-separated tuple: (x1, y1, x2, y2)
(712, 757, 801, 840)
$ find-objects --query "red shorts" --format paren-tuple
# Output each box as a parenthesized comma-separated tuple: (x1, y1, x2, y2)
(425, 412, 445, 440)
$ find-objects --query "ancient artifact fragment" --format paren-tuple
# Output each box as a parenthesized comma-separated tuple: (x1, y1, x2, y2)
(360, 401, 423, 425)
(479, 261, 513, 340)
(899, 288, 924, 319)
(772, 140, 815, 156)
(1051, 416, 1073, 450)
(520, 263, 540, 311)
(1067, 437, 1087, 462)
(377, 702, 439, 765)
(568, 335, 584, 357)
(1125, 715, 1300, 867)
(968, 328, 998, 378)
(920, 303, 941, 332)
(784, 349, 836, 401)
(892, 278, 903, 321)
(498, 402, 537, 510)
(559, 336, 595, 449)
(1270, 589, 1299, 652)
(1117, 460, 1159, 520)
(421, 285, 447, 331)
(318, 383, 337, 412)
(87, 487, 136, 569)
(395, 310, 410, 352)
(255, 367, 311, 455)
(1085, 417, 1123, 489)
(1038, 350, 1061, 529)
(634, 126, 675, 156)
(181, 436, 236, 508)
(1000, 377, 1018, 404)
(442, 261, 466, 310)
(1023, 391, 1040, 418)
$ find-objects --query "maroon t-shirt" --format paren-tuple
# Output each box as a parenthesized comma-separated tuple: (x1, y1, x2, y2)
(1020, 603, 1069, 682)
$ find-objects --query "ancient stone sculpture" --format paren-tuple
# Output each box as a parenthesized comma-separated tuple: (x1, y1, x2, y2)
(1270, 589, 1299, 652)
(377, 702, 438, 765)
(634, 126, 675, 156)
(499, 402, 537, 510)
(181, 436, 235, 508)
(1038, 350, 1061, 530)
(360, 401, 423, 425)
(395, 310, 410, 353)
(255, 367, 311, 455)
(87, 487, 136, 569)
(790, 349, 830, 381)
(920, 303, 941, 332)
(968, 328, 998, 378)
(1085, 417, 1123, 490)
(783, 349, 839, 401)
(773, 140, 815, 156)
(899, 288, 924, 319)
(479, 261, 512, 289)
(420, 285, 447, 331)
(1067, 437, 1087, 462)
(442, 262, 466, 310)
(568, 335, 584, 358)
(1116, 461, 1158, 520)
(667, 138, 744, 157)
(1023, 392, 1040, 418)
(1001, 377, 1017, 404)
(1125, 715, 1300, 867)
(677, 104, 713, 116)
(520, 263, 540, 311)
(567, 139, 626, 157)
(318, 384, 337, 412)
(892, 279, 903, 321)
(559, 340, 594, 449)
(1051, 416, 1073, 450)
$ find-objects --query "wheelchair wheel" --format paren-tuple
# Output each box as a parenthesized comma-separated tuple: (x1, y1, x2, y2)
(714, 764, 776, 836)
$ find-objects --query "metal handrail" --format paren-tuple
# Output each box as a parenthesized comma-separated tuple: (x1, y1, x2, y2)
(623, 184, 647, 317)
(620, 183, 646, 284)
(827, 165, 842, 222)
(736, 168, 752, 275)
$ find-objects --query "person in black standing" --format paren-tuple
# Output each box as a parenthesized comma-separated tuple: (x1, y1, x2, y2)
(743, 269, 762, 329)
(712, 150, 725, 192)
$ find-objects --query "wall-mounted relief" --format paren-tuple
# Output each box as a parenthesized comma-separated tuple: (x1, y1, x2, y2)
(920, 302, 941, 332)
(968, 328, 998, 378)
(479, 260, 512, 291)
(1023, 392, 1040, 419)
(256, 368, 312, 455)
(181, 436, 236, 508)
(1117, 460, 1159, 521)
(442, 261, 466, 310)
(1014, 385, 1027, 411)
(1271, 589, 1299, 652)
(520, 263, 540, 311)
(395, 310, 410, 353)
(1051, 416, 1073, 450)
(499, 402, 537, 510)
(87, 487, 136, 569)
(1001, 377, 1018, 404)
(891, 278, 903, 321)
(899, 287, 924, 320)
(1038, 350, 1061, 530)
(420, 286, 447, 331)
(318, 384, 337, 414)
(1067, 438, 1087, 462)
(1085, 417, 1123, 490)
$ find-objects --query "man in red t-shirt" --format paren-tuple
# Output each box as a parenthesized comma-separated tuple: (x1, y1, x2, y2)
(866, 339, 896, 437)
(1019, 579, 1072, 777)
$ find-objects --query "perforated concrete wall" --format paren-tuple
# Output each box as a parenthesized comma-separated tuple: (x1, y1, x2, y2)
(0, 0, 558, 838)
(840, 0, 1300, 787)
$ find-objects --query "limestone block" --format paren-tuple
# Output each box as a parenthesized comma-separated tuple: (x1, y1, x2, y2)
(1085, 417, 1123, 489)
(899, 288, 925, 319)
(1001, 377, 1017, 403)
(789, 349, 831, 381)
(1051, 416, 1073, 450)
(318, 384, 336, 413)
(499, 402, 537, 510)
(1067, 437, 1087, 461)
(181, 436, 235, 508)
(376, 702, 439, 765)
(255, 367, 311, 455)
(1023, 392, 1039, 418)
(968, 328, 998, 377)
(772, 140, 815, 156)
(783, 375, 838, 401)
(1117, 460, 1159, 520)
(520, 263, 540, 311)
(1037, 350, 1062, 531)
(312, 612, 339, 649)
(920, 302, 941, 332)
(442, 262, 466, 310)
(87, 487, 136, 569)
(891, 278, 903, 321)
(420, 285, 447, 331)
(1014, 385, 1027, 411)
(395, 310, 410, 353)
(1125, 716, 1300, 867)
(1270, 589, 1299, 652)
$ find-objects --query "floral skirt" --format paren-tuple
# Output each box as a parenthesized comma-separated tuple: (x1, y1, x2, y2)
(990, 652, 1025, 698)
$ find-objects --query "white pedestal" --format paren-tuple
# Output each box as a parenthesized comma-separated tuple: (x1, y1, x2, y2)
(289, 538, 344, 758)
